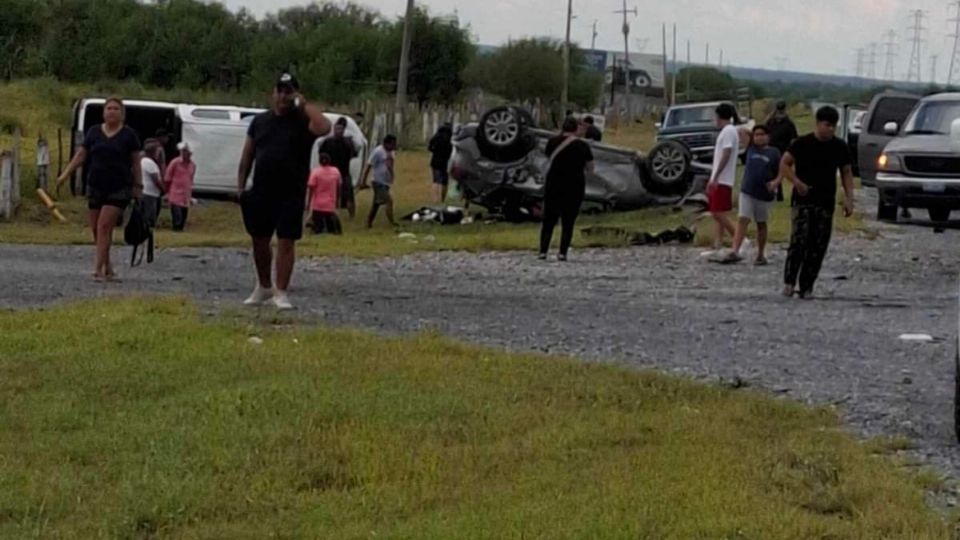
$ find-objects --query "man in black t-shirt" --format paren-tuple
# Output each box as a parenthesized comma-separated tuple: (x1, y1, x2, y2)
(766, 101, 798, 201)
(779, 106, 855, 299)
(539, 117, 594, 262)
(319, 117, 359, 218)
(582, 116, 603, 142)
(236, 73, 332, 310)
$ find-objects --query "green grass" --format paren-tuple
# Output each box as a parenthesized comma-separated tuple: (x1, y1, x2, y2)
(0, 298, 952, 538)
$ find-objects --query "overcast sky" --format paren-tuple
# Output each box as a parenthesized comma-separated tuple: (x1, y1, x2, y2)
(222, 0, 960, 81)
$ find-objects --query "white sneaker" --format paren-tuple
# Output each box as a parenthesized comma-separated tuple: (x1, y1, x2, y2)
(738, 239, 753, 258)
(243, 285, 273, 306)
(272, 291, 295, 311)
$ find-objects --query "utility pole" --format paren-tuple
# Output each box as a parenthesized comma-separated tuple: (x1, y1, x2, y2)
(854, 47, 865, 78)
(930, 53, 939, 84)
(906, 9, 925, 83)
(561, 0, 573, 108)
(396, 0, 415, 110)
(661, 24, 669, 106)
(591, 20, 599, 51)
(685, 39, 691, 102)
(719, 49, 724, 68)
(671, 23, 677, 106)
(882, 29, 898, 81)
(614, 0, 638, 121)
(948, 1, 960, 87)
(705, 43, 710, 64)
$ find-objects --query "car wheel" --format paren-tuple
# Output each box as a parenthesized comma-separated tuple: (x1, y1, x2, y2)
(644, 140, 692, 195)
(634, 72, 652, 88)
(877, 196, 898, 222)
(480, 107, 522, 148)
(929, 207, 951, 223)
(477, 106, 537, 163)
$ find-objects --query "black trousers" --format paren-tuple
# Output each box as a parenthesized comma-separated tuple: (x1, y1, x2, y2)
(539, 194, 583, 256)
(784, 204, 834, 293)
(171, 205, 189, 232)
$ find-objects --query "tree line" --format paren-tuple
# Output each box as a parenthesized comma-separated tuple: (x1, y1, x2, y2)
(0, 0, 603, 108)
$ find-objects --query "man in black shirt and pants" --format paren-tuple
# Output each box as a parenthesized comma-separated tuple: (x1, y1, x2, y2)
(319, 117, 359, 219)
(766, 101, 798, 201)
(778, 106, 855, 300)
(237, 73, 331, 310)
(539, 117, 594, 262)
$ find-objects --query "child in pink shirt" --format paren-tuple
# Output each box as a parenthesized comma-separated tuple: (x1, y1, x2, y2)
(165, 142, 196, 232)
(307, 153, 343, 235)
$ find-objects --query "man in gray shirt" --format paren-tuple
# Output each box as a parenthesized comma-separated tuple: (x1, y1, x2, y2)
(359, 134, 398, 228)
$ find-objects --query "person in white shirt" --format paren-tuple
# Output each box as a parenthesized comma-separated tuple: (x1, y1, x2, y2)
(140, 139, 164, 228)
(707, 103, 741, 251)
(36, 134, 50, 191)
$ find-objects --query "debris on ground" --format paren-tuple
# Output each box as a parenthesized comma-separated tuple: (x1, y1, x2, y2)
(581, 225, 695, 247)
(404, 206, 477, 225)
(898, 334, 934, 342)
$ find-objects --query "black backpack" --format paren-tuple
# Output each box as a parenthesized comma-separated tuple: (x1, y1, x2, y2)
(124, 201, 154, 266)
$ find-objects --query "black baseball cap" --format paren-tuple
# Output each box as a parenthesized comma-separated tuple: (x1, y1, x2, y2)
(276, 72, 300, 92)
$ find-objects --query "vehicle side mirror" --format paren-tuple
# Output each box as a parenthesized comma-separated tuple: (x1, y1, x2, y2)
(884, 121, 899, 135)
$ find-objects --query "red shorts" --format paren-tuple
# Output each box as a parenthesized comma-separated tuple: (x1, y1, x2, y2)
(708, 183, 733, 213)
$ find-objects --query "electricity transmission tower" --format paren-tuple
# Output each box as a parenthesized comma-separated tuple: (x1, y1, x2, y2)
(866, 42, 879, 79)
(854, 48, 865, 78)
(906, 9, 926, 83)
(930, 53, 939, 84)
(948, 0, 960, 86)
(774, 56, 788, 71)
(882, 29, 898, 81)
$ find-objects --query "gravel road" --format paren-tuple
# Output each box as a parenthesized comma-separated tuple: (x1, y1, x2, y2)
(1, 210, 958, 482)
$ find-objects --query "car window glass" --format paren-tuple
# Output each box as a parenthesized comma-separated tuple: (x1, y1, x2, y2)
(903, 101, 960, 134)
(191, 109, 231, 120)
(667, 107, 714, 127)
(868, 97, 919, 134)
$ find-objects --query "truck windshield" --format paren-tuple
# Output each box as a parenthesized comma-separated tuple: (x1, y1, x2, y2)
(665, 106, 717, 128)
(903, 101, 960, 135)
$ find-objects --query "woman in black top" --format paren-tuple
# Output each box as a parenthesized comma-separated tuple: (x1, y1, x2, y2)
(539, 117, 594, 261)
(58, 97, 143, 282)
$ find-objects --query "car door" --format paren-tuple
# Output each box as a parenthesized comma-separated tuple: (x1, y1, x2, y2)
(859, 92, 920, 184)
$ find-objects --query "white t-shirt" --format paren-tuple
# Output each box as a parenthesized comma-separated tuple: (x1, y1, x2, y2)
(141, 157, 163, 197)
(711, 123, 740, 187)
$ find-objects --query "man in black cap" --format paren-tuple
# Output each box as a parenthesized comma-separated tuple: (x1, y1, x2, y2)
(236, 72, 331, 311)
(319, 117, 359, 218)
(766, 101, 798, 201)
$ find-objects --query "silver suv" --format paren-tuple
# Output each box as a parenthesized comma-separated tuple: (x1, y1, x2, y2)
(875, 93, 960, 223)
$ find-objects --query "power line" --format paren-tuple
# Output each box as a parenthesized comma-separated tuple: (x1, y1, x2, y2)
(906, 9, 926, 83)
(882, 29, 899, 81)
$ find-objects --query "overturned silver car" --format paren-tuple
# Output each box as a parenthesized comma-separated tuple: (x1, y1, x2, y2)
(449, 106, 709, 220)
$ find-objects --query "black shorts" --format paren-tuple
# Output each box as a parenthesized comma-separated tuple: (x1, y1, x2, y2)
(241, 191, 305, 241)
(310, 211, 343, 235)
(87, 188, 131, 211)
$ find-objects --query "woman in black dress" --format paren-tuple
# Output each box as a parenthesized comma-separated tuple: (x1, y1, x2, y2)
(539, 117, 594, 261)
(58, 97, 142, 281)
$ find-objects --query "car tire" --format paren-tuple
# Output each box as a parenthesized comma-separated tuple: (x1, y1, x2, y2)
(644, 140, 692, 195)
(634, 72, 652, 88)
(929, 207, 951, 223)
(477, 106, 537, 163)
(877, 196, 898, 222)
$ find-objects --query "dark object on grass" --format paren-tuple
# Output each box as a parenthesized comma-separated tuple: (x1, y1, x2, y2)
(581, 225, 695, 246)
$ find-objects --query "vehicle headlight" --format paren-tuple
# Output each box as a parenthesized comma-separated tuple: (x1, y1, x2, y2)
(878, 153, 902, 172)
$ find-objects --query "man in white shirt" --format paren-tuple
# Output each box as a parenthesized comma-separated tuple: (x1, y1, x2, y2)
(707, 103, 741, 251)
